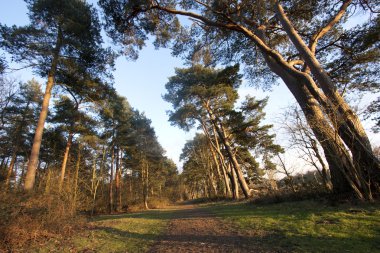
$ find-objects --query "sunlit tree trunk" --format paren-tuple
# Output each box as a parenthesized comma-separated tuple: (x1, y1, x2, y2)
(115, 148, 122, 212)
(109, 147, 114, 213)
(204, 103, 252, 198)
(72, 146, 81, 214)
(5, 151, 17, 189)
(275, 2, 379, 193)
(24, 27, 63, 191)
(310, 139, 333, 191)
(201, 120, 231, 198)
(142, 158, 149, 210)
(91, 155, 99, 216)
(264, 53, 369, 199)
(229, 162, 239, 199)
(208, 163, 218, 197)
(59, 132, 73, 192)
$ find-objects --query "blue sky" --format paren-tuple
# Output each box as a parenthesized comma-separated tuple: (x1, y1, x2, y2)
(1, 0, 378, 172)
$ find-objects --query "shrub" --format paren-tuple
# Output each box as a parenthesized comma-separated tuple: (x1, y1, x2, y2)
(0, 191, 85, 252)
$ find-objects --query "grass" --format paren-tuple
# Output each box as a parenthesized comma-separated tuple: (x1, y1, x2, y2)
(25, 200, 380, 252)
(33, 209, 175, 253)
(207, 200, 380, 253)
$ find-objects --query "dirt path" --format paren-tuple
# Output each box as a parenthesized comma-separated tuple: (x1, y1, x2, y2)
(148, 205, 278, 253)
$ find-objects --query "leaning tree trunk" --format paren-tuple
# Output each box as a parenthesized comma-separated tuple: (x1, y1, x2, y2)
(151, 0, 377, 199)
(5, 151, 17, 189)
(207, 159, 218, 197)
(310, 137, 333, 191)
(228, 162, 239, 199)
(24, 28, 63, 191)
(59, 131, 73, 192)
(275, 2, 380, 190)
(264, 52, 370, 199)
(211, 126, 233, 198)
(201, 120, 232, 198)
(204, 103, 252, 198)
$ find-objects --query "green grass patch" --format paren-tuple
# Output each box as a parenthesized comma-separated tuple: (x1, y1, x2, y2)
(35, 209, 175, 253)
(208, 200, 380, 253)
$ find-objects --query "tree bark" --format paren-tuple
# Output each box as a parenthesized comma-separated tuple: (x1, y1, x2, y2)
(5, 151, 17, 189)
(115, 148, 122, 212)
(109, 147, 114, 213)
(24, 27, 63, 191)
(204, 103, 252, 198)
(59, 132, 73, 192)
(310, 139, 333, 191)
(91, 155, 99, 216)
(72, 146, 81, 214)
(264, 51, 369, 199)
(229, 162, 239, 199)
(277, 154, 296, 193)
(208, 163, 218, 197)
(142, 158, 149, 210)
(151, 2, 377, 199)
(275, 2, 380, 191)
(201, 120, 231, 197)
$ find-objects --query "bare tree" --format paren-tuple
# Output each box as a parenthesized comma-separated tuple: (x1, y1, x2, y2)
(280, 105, 333, 191)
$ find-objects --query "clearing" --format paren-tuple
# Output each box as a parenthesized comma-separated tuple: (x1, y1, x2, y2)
(37, 200, 380, 253)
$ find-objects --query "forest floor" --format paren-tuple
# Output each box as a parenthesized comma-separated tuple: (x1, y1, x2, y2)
(32, 200, 379, 253)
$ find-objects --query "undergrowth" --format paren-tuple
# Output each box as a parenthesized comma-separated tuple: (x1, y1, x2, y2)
(0, 192, 85, 252)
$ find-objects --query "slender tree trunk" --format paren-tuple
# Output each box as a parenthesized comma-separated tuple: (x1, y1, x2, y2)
(59, 132, 73, 192)
(145, 164, 149, 209)
(229, 162, 239, 199)
(142, 158, 149, 210)
(109, 147, 114, 213)
(19, 160, 29, 189)
(5, 151, 17, 189)
(115, 148, 122, 212)
(201, 120, 231, 197)
(91, 155, 98, 216)
(277, 154, 296, 193)
(310, 140, 333, 191)
(208, 164, 218, 197)
(204, 103, 252, 198)
(221, 126, 251, 198)
(212, 126, 232, 198)
(72, 146, 81, 213)
(44, 168, 51, 194)
(24, 28, 63, 191)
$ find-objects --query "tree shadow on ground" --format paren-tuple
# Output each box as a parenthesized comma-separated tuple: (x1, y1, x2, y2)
(90, 225, 379, 253)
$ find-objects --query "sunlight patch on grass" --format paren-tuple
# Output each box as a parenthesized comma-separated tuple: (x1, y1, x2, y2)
(209, 201, 380, 253)
(72, 211, 171, 253)
(34, 210, 173, 253)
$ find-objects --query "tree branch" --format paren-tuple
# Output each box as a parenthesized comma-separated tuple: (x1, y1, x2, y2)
(309, 0, 352, 55)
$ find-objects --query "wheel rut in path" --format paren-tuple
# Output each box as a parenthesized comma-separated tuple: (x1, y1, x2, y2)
(148, 205, 280, 253)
